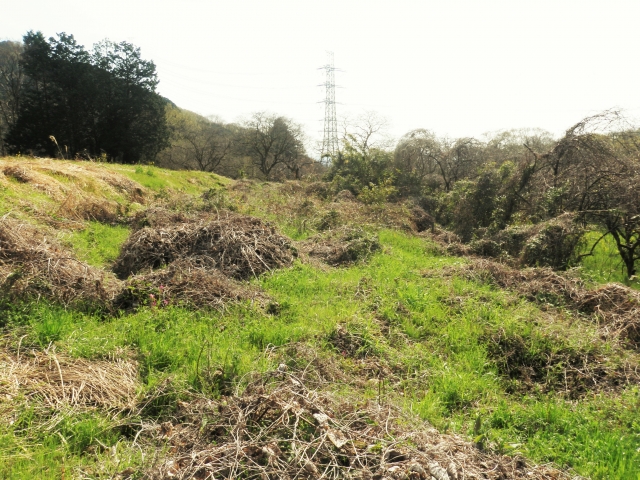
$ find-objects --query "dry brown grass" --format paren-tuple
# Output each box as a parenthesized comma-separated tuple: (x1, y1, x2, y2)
(115, 258, 266, 311)
(299, 226, 381, 266)
(114, 212, 296, 281)
(0, 158, 147, 215)
(437, 258, 640, 347)
(143, 374, 569, 480)
(0, 216, 121, 309)
(2, 163, 68, 201)
(55, 192, 121, 223)
(0, 345, 138, 411)
(228, 181, 416, 236)
(129, 206, 194, 230)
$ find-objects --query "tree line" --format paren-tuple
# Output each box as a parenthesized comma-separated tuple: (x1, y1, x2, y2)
(325, 111, 640, 280)
(0, 32, 168, 162)
(0, 32, 317, 179)
(1, 32, 637, 278)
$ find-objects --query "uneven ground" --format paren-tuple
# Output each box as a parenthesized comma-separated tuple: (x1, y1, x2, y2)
(0, 157, 639, 479)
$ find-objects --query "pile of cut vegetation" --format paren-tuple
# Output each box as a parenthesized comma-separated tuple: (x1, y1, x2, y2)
(439, 258, 640, 346)
(113, 210, 295, 309)
(115, 211, 295, 279)
(114, 259, 265, 311)
(300, 226, 381, 266)
(143, 374, 567, 480)
(440, 214, 584, 271)
(0, 345, 139, 411)
(0, 216, 121, 310)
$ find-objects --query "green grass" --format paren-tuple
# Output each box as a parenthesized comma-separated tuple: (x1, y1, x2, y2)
(0, 406, 146, 479)
(580, 231, 639, 289)
(61, 222, 130, 267)
(5, 229, 640, 478)
(111, 164, 229, 195)
(2, 161, 640, 478)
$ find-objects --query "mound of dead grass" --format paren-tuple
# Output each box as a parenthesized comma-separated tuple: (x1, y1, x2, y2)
(93, 170, 146, 203)
(299, 226, 381, 266)
(55, 192, 121, 223)
(114, 212, 296, 280)
(0, 158, 148, 210)
(129, 206, 194, 230)
(115, 259, 265, 311)
(0, 346, 138, 411)
(2, 163, 68, 201)
(0, 216, 121, 310)
(482, 327, 638, 398)
(142, 374, 568, 480)
(410, 207, 435, 233)
(437, 258, 640, 347)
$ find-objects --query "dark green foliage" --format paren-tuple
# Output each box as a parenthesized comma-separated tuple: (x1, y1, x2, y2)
(6, 31, 169, 163)
(325, 140, 393, 195)
(521, 217, 585, 270)
(0, 40, 24, 156)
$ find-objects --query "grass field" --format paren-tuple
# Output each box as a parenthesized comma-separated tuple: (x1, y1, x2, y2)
(0, 158, 638, 479)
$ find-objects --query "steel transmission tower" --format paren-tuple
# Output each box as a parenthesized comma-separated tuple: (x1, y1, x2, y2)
(320, 52, 339, 164)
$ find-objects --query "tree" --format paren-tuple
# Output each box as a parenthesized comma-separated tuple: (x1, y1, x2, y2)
(235, 112, 306, 180)
(527, 111, 640, 278)
(6, 31, 168, 163)
(432, 137, 484, 192)
(158, 106, 231, 172)
(90, 39, 169, 163)
(393, 129, 441, 194)
(182, 118, 230, 172)
(592, 182, 640, 279)
(0, 41, 24, 155)
(7, 32, 94, 157)
(325, 112, 394, 194)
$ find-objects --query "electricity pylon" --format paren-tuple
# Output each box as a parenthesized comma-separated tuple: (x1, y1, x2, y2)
(320, 52, 339, 164)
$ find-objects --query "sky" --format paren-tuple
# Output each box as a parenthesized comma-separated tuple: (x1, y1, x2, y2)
(2, 0, 639, 147)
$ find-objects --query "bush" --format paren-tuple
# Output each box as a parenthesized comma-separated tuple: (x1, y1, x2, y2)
(522, 217, 584, 270)
(358, 178, 398, 205)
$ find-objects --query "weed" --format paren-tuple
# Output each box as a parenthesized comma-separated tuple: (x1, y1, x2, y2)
(62, 222, 130, 267)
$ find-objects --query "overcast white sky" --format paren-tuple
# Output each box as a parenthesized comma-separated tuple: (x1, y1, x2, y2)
(3, 0, 639, 145)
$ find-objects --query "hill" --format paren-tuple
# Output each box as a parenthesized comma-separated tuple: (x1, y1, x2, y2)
(0, 156, 639, 479)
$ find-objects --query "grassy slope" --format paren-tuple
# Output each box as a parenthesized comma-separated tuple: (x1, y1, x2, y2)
(0, 158, 638, 479)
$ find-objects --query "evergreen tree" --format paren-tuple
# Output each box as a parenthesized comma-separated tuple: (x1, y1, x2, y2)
(6, 31, 168, 163)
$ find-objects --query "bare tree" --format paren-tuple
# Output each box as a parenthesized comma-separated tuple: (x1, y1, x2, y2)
(432, 137, 484, 191)
(530, 111, 640, 278)
(394, 129, 440, 177)
(236, 112, 306, 180)
(157, 106, 233, 172)
(181, 119, 230, 172)
(340, 111, 393, 156)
